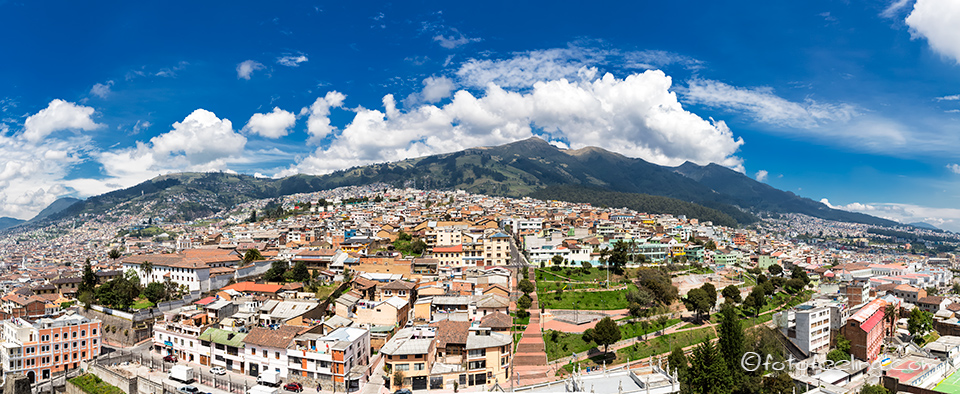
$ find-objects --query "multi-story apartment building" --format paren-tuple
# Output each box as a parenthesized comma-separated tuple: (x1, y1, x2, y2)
(289, 327, 371, 391)
(775, 305, 831, 355)
(243, 325, 304, 378)
(0, 312, 102, 384)
(381, 327, 437, 391)
(152, 308, 214, 365)
(842, 298, 887, 362)
(482, 233, 510, 266)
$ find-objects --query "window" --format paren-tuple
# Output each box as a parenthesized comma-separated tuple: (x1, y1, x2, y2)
(468, 360, 486, 369)
(399, 355, 407, 360)
(275, 351, 280, 359)
(54, 333, 59, 339)
(54, 344, 59, 351)
(395, 364, 409, 371)
(81, 330, 86, 337)
(73, 332, 77, 338)
(92, 329, 97, 335)
(263, 350, 267, 358)
(468, 349, 486, 358)
(251, 348, 256, 355)
(414, 363, 424, 371)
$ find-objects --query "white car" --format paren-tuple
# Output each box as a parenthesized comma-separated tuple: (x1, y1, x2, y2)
(210, 367, 226, 375)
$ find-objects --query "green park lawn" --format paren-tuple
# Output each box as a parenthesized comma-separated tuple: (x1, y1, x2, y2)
(544, 318, 681, 361)
(537, 284, 637, 310)
(132, 299, 155, 310)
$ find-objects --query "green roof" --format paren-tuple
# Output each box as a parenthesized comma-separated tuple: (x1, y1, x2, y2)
(200, 328, 247, 347)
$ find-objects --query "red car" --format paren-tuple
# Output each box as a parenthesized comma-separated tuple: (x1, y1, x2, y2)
(163, 355, 177, 362)
(283, 383, 303, 392)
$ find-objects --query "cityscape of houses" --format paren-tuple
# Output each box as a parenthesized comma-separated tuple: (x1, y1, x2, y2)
(0, 185, 958, 394)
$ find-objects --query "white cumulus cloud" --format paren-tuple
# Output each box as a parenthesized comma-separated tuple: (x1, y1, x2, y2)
(236, 60, 266, 80)
(92, 109, 247, 193)
(300, 91, 346, 142)
(755, 170, 769, 182)
(242, 107, 296, 138)
(906, 0, 960, 65)
(433, 29, 481, 49)
(22, 99, 103, 143)
(277, 55, 308, 67)
(283, 70, 745, 176)
(947, 163, 960, 174)
(683, 79, 858, 128)
(90, 81, 114, 98)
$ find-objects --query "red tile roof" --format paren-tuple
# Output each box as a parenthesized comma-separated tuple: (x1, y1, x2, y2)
(223, 282, 283, 294)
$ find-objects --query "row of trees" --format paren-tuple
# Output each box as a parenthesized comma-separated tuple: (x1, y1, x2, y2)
(78, 260, 181, 310)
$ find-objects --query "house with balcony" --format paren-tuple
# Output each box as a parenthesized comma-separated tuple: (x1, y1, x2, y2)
(153, 306, 215, 365)
(199, 328, 247, 374)
(243, 325, 306, 378)
(288, 327, 371, 391)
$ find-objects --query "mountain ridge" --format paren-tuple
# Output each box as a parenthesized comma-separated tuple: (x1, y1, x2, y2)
(27, 137, 901, 229)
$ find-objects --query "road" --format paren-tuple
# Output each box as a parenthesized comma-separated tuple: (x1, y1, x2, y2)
(105, 342, 261, 391)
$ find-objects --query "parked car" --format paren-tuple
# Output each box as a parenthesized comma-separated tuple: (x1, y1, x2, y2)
(178, 386, 199, 393)
(392, 389, 412, 394)
(163, 355, 177, 362)
(283, 383, 303, 392)
(210, 367, 226, 375)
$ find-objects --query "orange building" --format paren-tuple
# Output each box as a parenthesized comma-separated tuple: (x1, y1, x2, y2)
(0, 312, 102, 384)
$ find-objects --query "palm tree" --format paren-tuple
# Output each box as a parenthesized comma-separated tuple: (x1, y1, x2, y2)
(885, 304, 898, 338)
(108, 249, 122, 261)
(141, 261, 154, 283)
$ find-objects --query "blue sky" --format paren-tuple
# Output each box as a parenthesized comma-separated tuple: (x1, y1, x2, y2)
(3, 0, 960, 230)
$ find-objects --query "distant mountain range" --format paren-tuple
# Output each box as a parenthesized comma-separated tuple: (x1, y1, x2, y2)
(0, 197, 82, 231)
(908, 222, 940, 231)
(27, 137, 902, 229)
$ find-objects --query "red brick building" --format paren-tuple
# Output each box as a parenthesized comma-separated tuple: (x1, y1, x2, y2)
(842, 298, 887, 362)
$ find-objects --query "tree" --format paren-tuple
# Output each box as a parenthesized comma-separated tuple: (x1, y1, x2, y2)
(79, 259, 98, 295)
(263, 260, 289, 282)
(289, 261, 310, 282)
(517, 294, 532, 312)
(684, 288, 712, 322)
(717, 303, 744, 371)
(163, 278, 179, 300)
(743, 288, 765, 317)
(790, 266, 809, 285)
(668, 346, 688, 377)
(581, 261, 592, 271)
(519, 279, 535, 295)
(657, 315, 670, 335)
(952, 282, 960, 294)
(701, 283, 717, 310)
(908, 308, 933, 344)
(79, 290, 94, 309)
(397, 231, 412, 242)
(592, 317, 621, 354)
(704, 240, 717, 250)
(607, 241, 630, 274)
(784, 278, 805, 294)
(837, 333, 851, 355)
(108, 249, 122, 260)
(926, 286, 939, 296)
(767, 264, 783, 276)
(248, 209, 257, 223)
(884, 304, 899, 337)
(640, 320, 651, 340)
(722, 285, 742, 304)
(861, 385, 891, 394)
(626, 288, 654, 308)
(141, 261, 154, 282)
(143, 282, 166, 304)
(551, 255, 564, 267)
(637, 268, 679, 305)
(243, 249, 265, 264)
(762, 371, 794, 394)
(393, 370, 405, 389)
(686, 340, 732, 394)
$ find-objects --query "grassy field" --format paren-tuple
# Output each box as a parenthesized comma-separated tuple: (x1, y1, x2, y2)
(561, 327, 716, 372)
(537, 284, 637, 310)
(132, 299, 155, 310)
(313, 284, 340, 300)
(544, 318, 681, 361)
(545, 330, 597, 361)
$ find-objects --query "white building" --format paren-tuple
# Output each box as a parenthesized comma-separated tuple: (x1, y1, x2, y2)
(774, 304, 831, 355)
